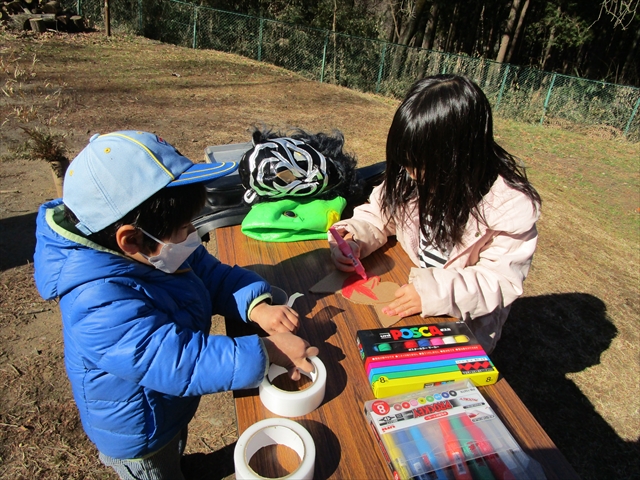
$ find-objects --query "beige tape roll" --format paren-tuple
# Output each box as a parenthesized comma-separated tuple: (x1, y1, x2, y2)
(259, 356, 327, 417)
(234, 418, 316, 480)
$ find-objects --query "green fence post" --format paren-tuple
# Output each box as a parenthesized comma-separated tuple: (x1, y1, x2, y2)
(540, 73, 557, 126)
(319, 31, 330, 83)
(192, 6, 198, 49)
(375, 42, 387, 93)
(495, 64, 510, 110)
(257, 18, 264, 61)
(77, 0, 81, 16)
(624, 95, 640, 137)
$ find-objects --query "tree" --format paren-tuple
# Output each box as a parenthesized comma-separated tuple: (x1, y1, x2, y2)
(496, 0, 522, 62)
(506, 0, 530, 62)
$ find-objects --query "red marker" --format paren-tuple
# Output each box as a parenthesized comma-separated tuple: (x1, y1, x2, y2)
(329, 227, 367, 280)
(459, 415, 515, 480)
(440, 418, 474, 480)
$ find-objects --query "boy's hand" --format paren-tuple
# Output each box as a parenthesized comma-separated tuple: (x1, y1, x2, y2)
(250, 302, 299, 334)
(382, 283, 421, 318)
(262, 333, 320, 381)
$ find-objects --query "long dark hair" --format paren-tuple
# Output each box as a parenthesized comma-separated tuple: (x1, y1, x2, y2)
(382, 75, 541, 250)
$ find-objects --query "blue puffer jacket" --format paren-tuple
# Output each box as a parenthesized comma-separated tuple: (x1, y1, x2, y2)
(34, 199, 270, 459)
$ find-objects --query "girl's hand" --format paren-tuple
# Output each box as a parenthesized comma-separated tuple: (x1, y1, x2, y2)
(330, 239, 361, 273)
(382, 284, 422, 318)
(250, 302, 299, 334)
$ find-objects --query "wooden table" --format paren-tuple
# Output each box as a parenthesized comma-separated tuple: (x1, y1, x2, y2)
(216, 225, 580, 480)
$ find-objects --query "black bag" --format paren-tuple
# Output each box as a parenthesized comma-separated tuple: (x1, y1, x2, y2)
(192, 138, 385, 240)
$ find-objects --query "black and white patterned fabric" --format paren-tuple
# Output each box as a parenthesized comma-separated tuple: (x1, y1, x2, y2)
(418, 229, 449, 268)
(240, 137, 341, 204)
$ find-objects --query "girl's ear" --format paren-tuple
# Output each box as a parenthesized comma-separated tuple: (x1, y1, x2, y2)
(116, 225, 143, 255)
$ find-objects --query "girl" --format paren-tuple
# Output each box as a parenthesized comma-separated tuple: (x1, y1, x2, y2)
(329, 75, 541, 353)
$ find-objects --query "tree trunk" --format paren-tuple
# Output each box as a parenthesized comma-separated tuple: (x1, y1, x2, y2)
(29, 17, 45, 32)
(621, 26, 640, 83)
(50, 159, 69, 198)
(496, 0, 521, 63)
(70, 15, 85, 31)
(444, 4, 459, 53)
(422, 2, 439, 50)
(105, 0, 111, 37)
(390, 0, 429, 78)
(385, 0, 401, 43)
(541, 8, 559, 71)
(506, 0, 529, 63)
(398, 0, 429, 46)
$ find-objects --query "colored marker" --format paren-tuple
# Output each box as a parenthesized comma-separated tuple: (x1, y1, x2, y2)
(458, 415, 515, 480)
(329, 227, 367, 280)
(439, 418, 473, 480)
(408, 425, 450, 480)
(449, 417, 496, 480)
(383, 431, 412, 479)
(394, 430, 434, 480)
(374, 342, 392, 352)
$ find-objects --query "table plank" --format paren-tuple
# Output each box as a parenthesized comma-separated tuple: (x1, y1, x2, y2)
(216, 225, 580, 480)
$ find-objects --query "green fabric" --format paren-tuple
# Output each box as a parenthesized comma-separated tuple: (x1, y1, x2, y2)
(241, 196, 346, 242)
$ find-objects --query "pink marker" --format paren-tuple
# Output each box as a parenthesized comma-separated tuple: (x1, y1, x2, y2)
(329, 227, 367, 280)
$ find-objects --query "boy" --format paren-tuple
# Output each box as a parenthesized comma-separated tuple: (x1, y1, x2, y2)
(34, 130, 318, 479)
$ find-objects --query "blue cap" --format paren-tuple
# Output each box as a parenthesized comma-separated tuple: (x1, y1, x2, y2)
(63, 131, 238, 234)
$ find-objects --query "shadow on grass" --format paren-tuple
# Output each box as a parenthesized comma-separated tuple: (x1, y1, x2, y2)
(0, 211, 37, 271)
(491, 293, 639, 480)
(182, 441, 236, 480)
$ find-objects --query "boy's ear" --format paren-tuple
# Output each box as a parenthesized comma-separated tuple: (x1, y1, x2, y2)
(116, 225, 144, 255)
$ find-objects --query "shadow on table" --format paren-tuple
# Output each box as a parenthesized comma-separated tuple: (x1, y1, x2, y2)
(491, 292, 639, 480)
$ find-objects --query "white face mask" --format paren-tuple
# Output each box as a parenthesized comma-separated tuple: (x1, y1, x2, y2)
(139, 228, 201, 274)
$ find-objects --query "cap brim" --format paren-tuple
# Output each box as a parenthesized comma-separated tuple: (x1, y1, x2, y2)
(167, 161, 239, 187)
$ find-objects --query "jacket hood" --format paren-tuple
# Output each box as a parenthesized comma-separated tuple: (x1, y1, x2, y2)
(34, 199, 156, 300)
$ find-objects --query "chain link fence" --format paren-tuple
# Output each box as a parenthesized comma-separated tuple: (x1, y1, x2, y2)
(62, 0, 640, 141)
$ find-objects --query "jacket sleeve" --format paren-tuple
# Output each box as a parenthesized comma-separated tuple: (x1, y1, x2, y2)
(189, 246, 271, 322)
(331, 183, 395, 258)
(409, 207, 539, 320)
(64, 281, 268, 396)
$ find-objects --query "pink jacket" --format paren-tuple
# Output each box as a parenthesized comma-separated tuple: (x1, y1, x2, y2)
(331, 176, 540, 353)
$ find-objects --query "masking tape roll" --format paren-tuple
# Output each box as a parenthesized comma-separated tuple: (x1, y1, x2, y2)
(234, 418, 316, 480)
(259, 356, 327, 417)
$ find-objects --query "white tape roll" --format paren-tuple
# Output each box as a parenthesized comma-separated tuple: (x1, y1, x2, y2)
(234, 418, 316, 480)
(259, 356, 327, 417)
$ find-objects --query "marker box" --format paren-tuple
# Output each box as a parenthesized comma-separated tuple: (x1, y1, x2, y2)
(363, 380, 547, 480)
(356, 321, 499, 398)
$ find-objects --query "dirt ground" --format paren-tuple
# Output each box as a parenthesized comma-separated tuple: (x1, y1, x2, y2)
(0, 30, 398, 479)
(1, 30, 639, 480)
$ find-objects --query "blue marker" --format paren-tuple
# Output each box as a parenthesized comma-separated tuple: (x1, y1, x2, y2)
(408, 426, 449, 480)
(394, 430, 438, 480)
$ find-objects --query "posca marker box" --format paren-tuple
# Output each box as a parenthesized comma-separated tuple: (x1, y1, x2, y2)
(363, 381, 547, 480)
(356, 321, 499, 398)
